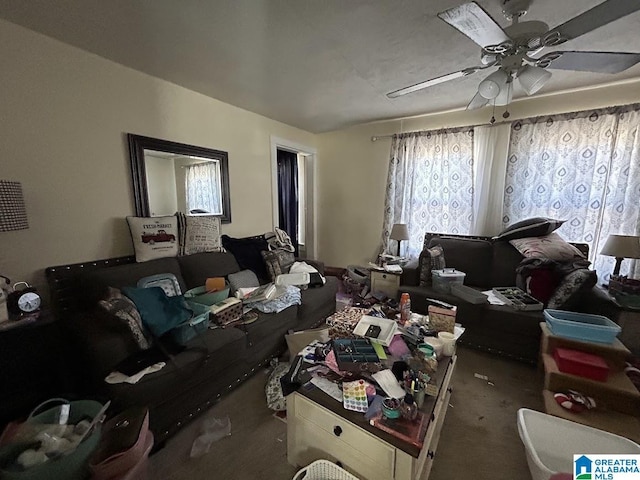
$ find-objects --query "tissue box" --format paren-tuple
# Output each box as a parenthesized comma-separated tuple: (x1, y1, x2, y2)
(210, 297, 243, 326)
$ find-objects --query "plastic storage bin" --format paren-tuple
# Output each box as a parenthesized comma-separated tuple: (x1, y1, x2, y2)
(544, 309, 621, 344)
(293, 460, 360, 480)
(432, 268, 465, 294)
(517, 408, 640, 480)
(184, 285, 230, 306)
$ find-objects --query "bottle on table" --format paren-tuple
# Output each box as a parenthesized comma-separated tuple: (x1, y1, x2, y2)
(400, 292, 411, 325)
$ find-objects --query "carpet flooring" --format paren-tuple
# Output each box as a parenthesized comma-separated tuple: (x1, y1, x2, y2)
(148, 345, 544, 480)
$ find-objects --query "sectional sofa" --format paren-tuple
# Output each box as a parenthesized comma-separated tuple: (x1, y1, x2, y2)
(46, 251, 338, 446)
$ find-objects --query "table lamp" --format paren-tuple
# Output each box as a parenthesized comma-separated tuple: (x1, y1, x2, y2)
(390, 223, 409, 257)
(600, 234, 640, 276)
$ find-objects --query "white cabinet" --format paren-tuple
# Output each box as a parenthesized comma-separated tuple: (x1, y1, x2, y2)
(288, 356, 456, 480)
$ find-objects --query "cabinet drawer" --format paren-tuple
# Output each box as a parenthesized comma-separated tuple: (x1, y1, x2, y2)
(295, 395, 395, 468)
(293, 421, 395, 480)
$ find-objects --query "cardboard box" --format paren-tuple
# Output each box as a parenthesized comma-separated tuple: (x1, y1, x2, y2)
(285, 327, 330, 358)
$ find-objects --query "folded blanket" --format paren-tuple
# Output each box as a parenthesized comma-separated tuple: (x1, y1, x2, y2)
(251, 285, 301, 313)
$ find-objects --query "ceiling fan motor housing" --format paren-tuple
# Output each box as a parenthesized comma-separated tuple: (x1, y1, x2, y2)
(501, 0, 531, 20)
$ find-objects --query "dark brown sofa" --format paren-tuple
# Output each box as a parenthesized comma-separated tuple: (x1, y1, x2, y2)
(46, 252, 338, 446)
(400, 233, 618, 364)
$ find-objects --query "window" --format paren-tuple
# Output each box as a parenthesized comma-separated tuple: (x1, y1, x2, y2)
(185, 161, 222, 215)
(381, 128, 474, 258)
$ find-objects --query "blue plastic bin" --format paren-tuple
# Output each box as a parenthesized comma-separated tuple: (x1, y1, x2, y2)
(543, 309, 621, 344)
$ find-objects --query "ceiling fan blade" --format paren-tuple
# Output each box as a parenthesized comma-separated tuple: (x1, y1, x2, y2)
(438, 2, 511, 50)
(467, 92, 489, 110)
(387, 67, 481, 98)
(544, 0, 640, 47)
(536, 51, 640, 74)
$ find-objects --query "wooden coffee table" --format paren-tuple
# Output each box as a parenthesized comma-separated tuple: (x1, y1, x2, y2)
(287, 354, 456, 480)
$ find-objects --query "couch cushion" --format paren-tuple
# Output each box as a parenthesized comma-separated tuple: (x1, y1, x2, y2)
(547, 269, 597, 309)
(177, 252, 240, 289)
(126, 216, 179, 262)
(418, 245, 446, 287)
(80, 257, 186, 307)
(427, 237, 493, 288)
(493, 217, 565, 242)
(509, 233, 585, 261)
(221, 234, 270, 282)
(490, 241, 524, 287)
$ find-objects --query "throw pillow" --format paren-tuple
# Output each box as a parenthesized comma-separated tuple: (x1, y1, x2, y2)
(98, 287, 151, 350)
(494, 217, 565, 242)
(261, 249, 296, 282)
(182, 215, 223, 255)
(126, 216, 179, 262)
(122, 286, 192, 337)
(221, 234, 270, 282)
(547, 269, 597, 309)
(509, 233, 585, 261)
(418, 245, 446, 287)
(228, 269, 260, 295)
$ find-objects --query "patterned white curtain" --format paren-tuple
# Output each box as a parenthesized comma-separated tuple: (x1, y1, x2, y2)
(185, 162, 222, 215)
(381, 128, 474, 259)
(503, 106, 640, 277)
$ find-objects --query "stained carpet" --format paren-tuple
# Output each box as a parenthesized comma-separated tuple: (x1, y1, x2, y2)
(149, 345, 543, 480)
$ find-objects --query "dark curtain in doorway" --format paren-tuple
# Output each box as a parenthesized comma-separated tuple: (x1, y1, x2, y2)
(277, 149, 298, 256)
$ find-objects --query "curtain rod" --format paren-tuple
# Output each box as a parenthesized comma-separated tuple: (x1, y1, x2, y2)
(370, 118, 511, 142)
(370, 101, 640, 142)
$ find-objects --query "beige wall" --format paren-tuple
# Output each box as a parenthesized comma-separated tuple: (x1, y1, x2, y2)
(317, 79, 640, 268)
(0, 19, 315, 296)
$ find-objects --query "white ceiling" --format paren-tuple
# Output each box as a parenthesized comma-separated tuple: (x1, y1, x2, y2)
(1, 0, 639, 133)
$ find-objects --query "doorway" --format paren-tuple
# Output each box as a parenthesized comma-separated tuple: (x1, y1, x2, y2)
(270, 137, 317, 259)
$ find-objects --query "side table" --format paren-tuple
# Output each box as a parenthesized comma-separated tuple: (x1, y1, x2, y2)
(0, 311, 71, 428)
(596, 285, 640, 355)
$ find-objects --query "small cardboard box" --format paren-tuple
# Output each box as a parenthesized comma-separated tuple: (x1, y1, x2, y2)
(285, 327, 330, 358)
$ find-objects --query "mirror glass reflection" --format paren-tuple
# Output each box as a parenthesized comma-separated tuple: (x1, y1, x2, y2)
(128, 134, 231, 223)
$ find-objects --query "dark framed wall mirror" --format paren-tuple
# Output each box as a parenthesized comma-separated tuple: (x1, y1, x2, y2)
(127, 134, 231, 223)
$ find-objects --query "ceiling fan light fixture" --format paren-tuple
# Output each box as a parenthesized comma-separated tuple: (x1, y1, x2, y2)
(518, 65, 551, 95)
(494, 80, 513, 106)
(478, 69, 509, 99)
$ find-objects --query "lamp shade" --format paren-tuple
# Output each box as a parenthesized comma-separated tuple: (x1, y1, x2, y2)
(600, 235, 640, 259)
(390, 223, 409, 241)
(478, 69, 509, 100)
(518, 65, 552, 95)
(0, 180, 28, 232)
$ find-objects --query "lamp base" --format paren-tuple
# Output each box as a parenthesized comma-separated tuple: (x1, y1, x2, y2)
(613, 257, 623, 277)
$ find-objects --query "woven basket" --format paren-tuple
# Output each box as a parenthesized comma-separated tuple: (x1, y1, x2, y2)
(292, 460, 360, 480)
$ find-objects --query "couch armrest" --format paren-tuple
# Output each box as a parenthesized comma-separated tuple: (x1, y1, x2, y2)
(63, 309, 141, 380)
(576, 286, 622, 321)
(401, 259, 420, 287)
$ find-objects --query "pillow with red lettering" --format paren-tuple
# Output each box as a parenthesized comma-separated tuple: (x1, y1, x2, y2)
(127, 216, 179, 262)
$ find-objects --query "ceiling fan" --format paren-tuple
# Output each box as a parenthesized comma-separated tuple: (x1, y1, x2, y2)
(387, 0, 640, 111)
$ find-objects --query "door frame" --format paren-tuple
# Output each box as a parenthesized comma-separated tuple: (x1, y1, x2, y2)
(270, 136, 317, 259)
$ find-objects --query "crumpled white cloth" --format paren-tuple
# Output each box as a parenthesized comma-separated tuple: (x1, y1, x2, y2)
(105, 362, 166, 385)
(289, 261, 318, 274)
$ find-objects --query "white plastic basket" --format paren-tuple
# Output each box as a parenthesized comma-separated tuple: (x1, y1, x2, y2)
(292, 460, 360, 480)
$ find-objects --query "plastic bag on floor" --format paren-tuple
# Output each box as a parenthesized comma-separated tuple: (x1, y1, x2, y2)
(189, 415, 231, 458)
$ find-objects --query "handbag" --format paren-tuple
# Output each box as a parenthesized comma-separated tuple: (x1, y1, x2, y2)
(89, 406, 151, 480)
(0, 398, 104, 480)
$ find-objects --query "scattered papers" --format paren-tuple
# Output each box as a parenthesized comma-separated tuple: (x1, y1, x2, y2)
(311, 377, 343, 402)
(483, 290, 507, 305)
(372, 369, 406, 399)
